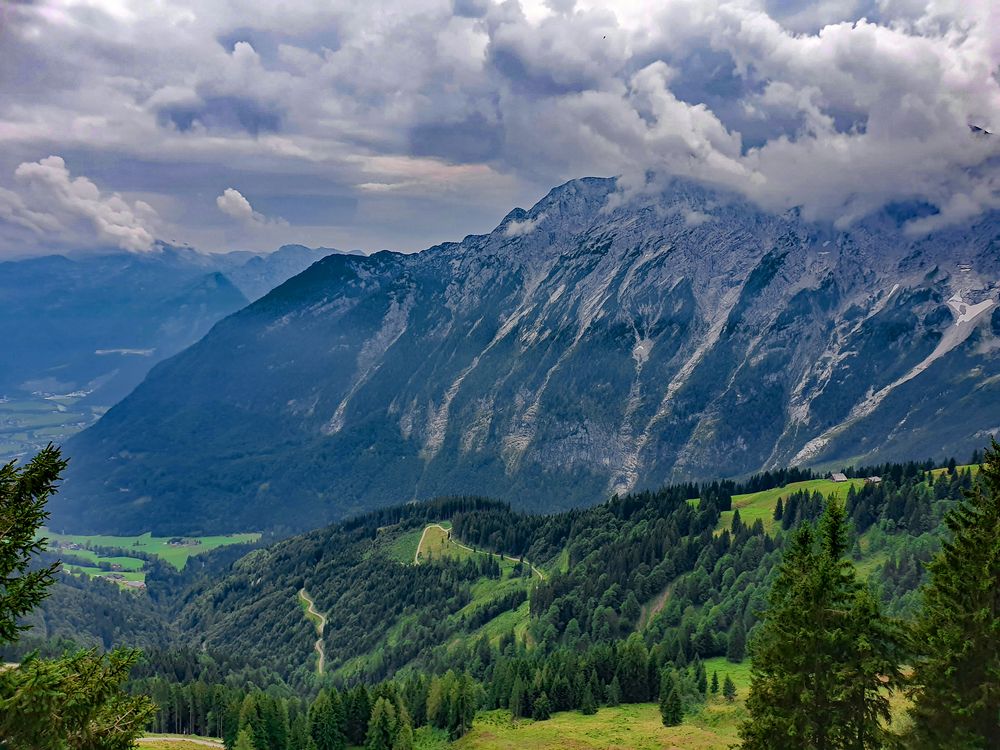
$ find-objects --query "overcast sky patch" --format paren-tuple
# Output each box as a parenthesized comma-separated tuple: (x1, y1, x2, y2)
(0, 0, 996, 256)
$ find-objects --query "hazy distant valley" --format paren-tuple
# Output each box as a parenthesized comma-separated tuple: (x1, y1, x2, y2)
(0, 244, 343, 462)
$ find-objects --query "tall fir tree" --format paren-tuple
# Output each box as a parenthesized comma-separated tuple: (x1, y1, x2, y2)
(908, 439, 1000, 749)
(606, 675, 622, 706)
(727, 619, 746, 662)
(234, 727, 256, 750)
(346, 686, 371, 746)
(723, 675, 736, 702)
(392, 712, 413, 750)
(509, 675, 527, 718)
(694, 656, 708, 695)
(532, 691, 551, 721)
(739, 500, 903, 750)
(659, 671, 683, 726)
(290, 713, 310, 750)
(310, 689, 346, 750)
(365, 697, 397, 750)
(579, 682, 597, 715)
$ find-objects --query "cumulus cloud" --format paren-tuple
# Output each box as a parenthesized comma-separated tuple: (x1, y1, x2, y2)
(0, 0, 997, 255)
(216, 187, 287, 227)
(0, 156, 158, 251)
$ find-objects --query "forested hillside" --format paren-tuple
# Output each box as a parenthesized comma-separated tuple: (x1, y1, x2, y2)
(5, 446, 996, 749)
(149, 457, 978, 691)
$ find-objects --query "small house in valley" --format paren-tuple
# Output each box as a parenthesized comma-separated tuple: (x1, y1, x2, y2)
(830, 472, 848, 483)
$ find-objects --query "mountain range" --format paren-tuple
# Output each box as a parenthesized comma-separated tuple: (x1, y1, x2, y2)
(52, 177, 1000, 534)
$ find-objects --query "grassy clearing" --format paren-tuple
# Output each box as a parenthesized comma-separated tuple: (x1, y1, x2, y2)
(702, 657, 751, 694)
(453, 703, 743, 750)
(138, 735, 223, 749)
(717, 478, 866, 535)
(387, 527, 424, 564)
(43, 528, 259, 570)
(56, 547, 146, 570)
(63, 564, 146, 583)
(415, 525, 473, 564)
(929, 464, 979, 479)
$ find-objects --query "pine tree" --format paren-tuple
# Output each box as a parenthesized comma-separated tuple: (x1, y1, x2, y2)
(606, 676, 622, 706)
(710, 671, 719, 695)
(726, 619, 746, 662)
(732, 508, 744, 534)
(346, 686, 371, 745)
(621, 591, 642, 625)
(365, 697, 397, 750)
(509, 675, 526, 718)
(908, 439, 1000, 749)
(579, 682, 597, 715)
(531, 691, 551, 721)
(0, 446, 64, 641)
(234, 727, 256, 750)
(310, 689, 346, 750)
(329, 689, 347, 748)
(722, 675, 736, 702)
(616, 633, 650, 702)
(658, 671, 683, 726)
(774, 497, 784, 521)
(739, 500, 903, 750)
(239, 694, 267, 750)
(392, 713, 413, 750)
(694, 656, 708, 695)
(290, 713, 310, 750)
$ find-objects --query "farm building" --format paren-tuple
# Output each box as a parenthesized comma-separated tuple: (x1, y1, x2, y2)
(830, 472, 849, 482)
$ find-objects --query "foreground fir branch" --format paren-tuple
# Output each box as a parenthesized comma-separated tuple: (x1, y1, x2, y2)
(0, 446, 155, 750)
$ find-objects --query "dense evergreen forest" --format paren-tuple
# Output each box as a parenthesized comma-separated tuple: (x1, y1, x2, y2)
(2, 445, 997, 749)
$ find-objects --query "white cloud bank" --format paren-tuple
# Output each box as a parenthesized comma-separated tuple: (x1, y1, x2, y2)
(0, 156, 158, 251)
(0, 1, 996, 254)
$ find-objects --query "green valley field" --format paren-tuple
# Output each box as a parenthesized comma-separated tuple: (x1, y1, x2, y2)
(41, 528, 260, 587)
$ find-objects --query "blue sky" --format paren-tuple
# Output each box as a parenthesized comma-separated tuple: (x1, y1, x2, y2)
(0, 0, 996, 257)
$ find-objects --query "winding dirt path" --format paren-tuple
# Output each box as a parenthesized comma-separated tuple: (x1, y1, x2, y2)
(298, 588, 327, 675)
(414, 524, 546, 580)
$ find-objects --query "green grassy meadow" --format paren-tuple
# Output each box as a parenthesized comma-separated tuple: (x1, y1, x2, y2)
(450, 701, 745, 750)
(42, 527, 259, 589)
(415, 525, 469, 564)
(139, 735, 223, 749)
(717, 478, 865, 534)
(44, 529, 260, 570)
